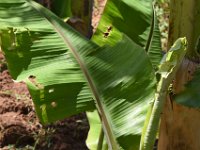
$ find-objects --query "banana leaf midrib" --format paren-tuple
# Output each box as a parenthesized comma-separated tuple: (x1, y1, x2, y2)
(27, 0, 118, 148)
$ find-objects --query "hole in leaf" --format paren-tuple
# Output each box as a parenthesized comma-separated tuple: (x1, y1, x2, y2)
(48, 88, 54, 93)
(103, 25, 113, 38)
(29, 75, 36, 79)
(28, 75, 36, 83)
(28, 75, 44, 89)
(107, 26, 112, 32)
(103, 32, 109, 38)
(51, 102, 57, 108)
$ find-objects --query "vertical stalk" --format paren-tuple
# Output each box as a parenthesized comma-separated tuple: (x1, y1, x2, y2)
(97, 127, 105, 150)
(140, 78, 169, 150)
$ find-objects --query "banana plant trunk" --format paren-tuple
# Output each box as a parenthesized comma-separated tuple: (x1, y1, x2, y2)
(158, 0, 200, 149)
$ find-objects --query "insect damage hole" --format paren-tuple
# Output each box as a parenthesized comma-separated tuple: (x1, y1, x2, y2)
(28, 75, 36, 81)
(103, 25, 113, 38)
(103, 32, 109, 38)
(28, 75, 44, 89)
(51, 101, 57, 108)
(107, 26, 112, 32)
(29, 75, 35, 78)
(48, 88, 54, 93)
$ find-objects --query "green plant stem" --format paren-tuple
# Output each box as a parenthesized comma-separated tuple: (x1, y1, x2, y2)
(140, 37, 187, 150)
(140, 101, 154, 149)
(140, 78, 168, 150)
(97, 127, 105, 150)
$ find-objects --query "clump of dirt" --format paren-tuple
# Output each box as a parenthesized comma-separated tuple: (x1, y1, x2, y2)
(0, 52, 89, 150)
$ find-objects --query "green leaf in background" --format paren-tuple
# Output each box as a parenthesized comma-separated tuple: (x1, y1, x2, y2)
(0, 0, 157, 149)
(175, 69, 200, 108)
(92, 0, 162, 68)
(86, 111, 108, 150)
(147, 9, 163, 69)
(51, 0, 72, 19)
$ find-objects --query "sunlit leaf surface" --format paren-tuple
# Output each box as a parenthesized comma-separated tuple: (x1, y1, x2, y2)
(0, 0, 157, 149)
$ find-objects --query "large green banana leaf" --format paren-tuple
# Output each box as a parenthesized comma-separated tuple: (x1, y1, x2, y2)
(89, 0, 162, 148)
(92, 0, 162, 68)
(0, 0, 95, 123)
(0, 0, 156, 149)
